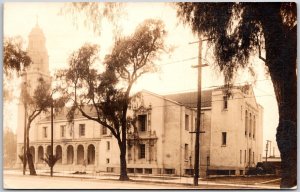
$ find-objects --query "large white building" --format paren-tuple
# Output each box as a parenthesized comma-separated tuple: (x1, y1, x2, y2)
(16, 24, 264, 177)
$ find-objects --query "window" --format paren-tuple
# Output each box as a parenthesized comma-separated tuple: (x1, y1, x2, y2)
(79, 124, 85, 136)
(222, 132, 227, 146)
(249, 113, 252, 137)
(60, 125, 65, 138)
(145, 168, 152, 174)
(249, 149, 251, 165)
(164, 169, 175, 174)
(107, 141, 110, 150)
(185, 115, 189, 131)
(244, 150, 247, 163)
(43, 127, 47, 138)
(223, 95, 228, 109)
(240, 150, 242, 164)
(184, 144, 188, 160)
(253, 116, 256, 139)
(139, 144, 145, 159)
(102, 126, 107, 135)
(245, 110, 248, 136)
(137, 115, 147, 132)
(106, 158, 110, 164)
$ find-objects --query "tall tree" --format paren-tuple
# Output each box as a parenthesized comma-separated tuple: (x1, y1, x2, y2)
(176, 2, 296, 188)
(57, 19, 167, 180)
(20, 77, 61, 175)
(3, 36, 31, 101)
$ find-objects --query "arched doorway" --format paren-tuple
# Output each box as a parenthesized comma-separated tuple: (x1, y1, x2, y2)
(29, 146, 35, 163)
(46, 146, 51, 156)
(38, 146, 44, 163)
(67, 145, 74, 164)
(77, 145, 84, 164)
(87, 144, 95, 165)
(56, 145, 62, 164)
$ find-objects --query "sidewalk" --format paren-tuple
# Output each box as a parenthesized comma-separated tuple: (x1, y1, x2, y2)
(3, 169, 280, 189)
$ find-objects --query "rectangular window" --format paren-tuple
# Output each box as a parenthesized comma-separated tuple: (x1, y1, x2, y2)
(139, 144, 145, 159)
(223, 95, 228, 109)
(164, 169, 175, 174)
(137, 115, 147, 132)
(253, 116, 256, 139)
(244, 150, 247, 163)
(245, 111, 248, 136)
(184, 144, 188, 160)
(43, 127, 47, 138)
(249, 113, 252, 137)
(107, 141, 110, 150)
(222, 132, 227, 146)
(79, 124, 85, 136)
(144, 168, 152, 174)
(60, 125, 65, 138)
(102, 126, 107, 135)
(106, 158, 110, 164)
(240, 150, 242, 164)
(185, 114, 189, 131)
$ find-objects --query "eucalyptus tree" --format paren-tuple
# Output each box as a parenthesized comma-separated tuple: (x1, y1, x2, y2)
(57, 19, 167, 180)
(176, 2, 296, 188)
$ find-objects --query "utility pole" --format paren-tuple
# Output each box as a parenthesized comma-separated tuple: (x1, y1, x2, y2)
(190, 34, 208, 186)
(50, 103, 54, 177)
(265, 140, 271, 162)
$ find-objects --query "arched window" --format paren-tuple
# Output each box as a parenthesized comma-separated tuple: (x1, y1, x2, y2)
(56, 145, 62, 164)
(77, 145, 84, 164)
(67, 145, 74, 164)
(29, 146, 35, 163)
(38, 146, 44, 163)
(87, 144, 95, 165)
(46, 146, 51, 156)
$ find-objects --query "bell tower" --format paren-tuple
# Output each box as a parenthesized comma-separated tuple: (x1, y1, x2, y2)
(26, 19, 51, 88)
(16, 22, 51, 165)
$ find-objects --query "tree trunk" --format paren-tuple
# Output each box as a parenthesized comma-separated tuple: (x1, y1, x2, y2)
(272, 74, 297, 188)
(261, 5, 297, 188)
(118, 138, 129, 181)
(26, 132, 37, 175)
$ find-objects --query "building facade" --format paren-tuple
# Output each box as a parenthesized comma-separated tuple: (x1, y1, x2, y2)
(16, 24, 264, 177)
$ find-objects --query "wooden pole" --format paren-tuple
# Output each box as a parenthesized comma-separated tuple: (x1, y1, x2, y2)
(193, 34, 202, 186)
(50, 103, 54, 177)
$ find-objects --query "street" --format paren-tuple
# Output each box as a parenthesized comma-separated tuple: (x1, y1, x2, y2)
(4, 174, 261, 189)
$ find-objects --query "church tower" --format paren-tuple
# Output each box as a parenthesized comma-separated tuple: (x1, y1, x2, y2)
(16, 21, 51, 164)
(26, 20, 51, 88)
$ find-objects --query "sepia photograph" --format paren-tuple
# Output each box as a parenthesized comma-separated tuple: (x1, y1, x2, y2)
(3, 2, 297, 189)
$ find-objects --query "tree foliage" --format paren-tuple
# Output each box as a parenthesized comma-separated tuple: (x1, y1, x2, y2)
(57, 19, 167, 180)
(3, 36, 31, 101)
(177, 3, 296, 83)
(61, 2, 123, 35)
(21, 76, 66, 175)
(3, 36, 31, 75)
(41, 154, 61, 168)
(176, 2, 297, 188)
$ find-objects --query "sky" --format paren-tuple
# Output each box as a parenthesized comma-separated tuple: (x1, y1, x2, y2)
(3, 2, 279, 156)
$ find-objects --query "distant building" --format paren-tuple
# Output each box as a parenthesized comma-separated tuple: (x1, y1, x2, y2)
(16, 24, 264, 177)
